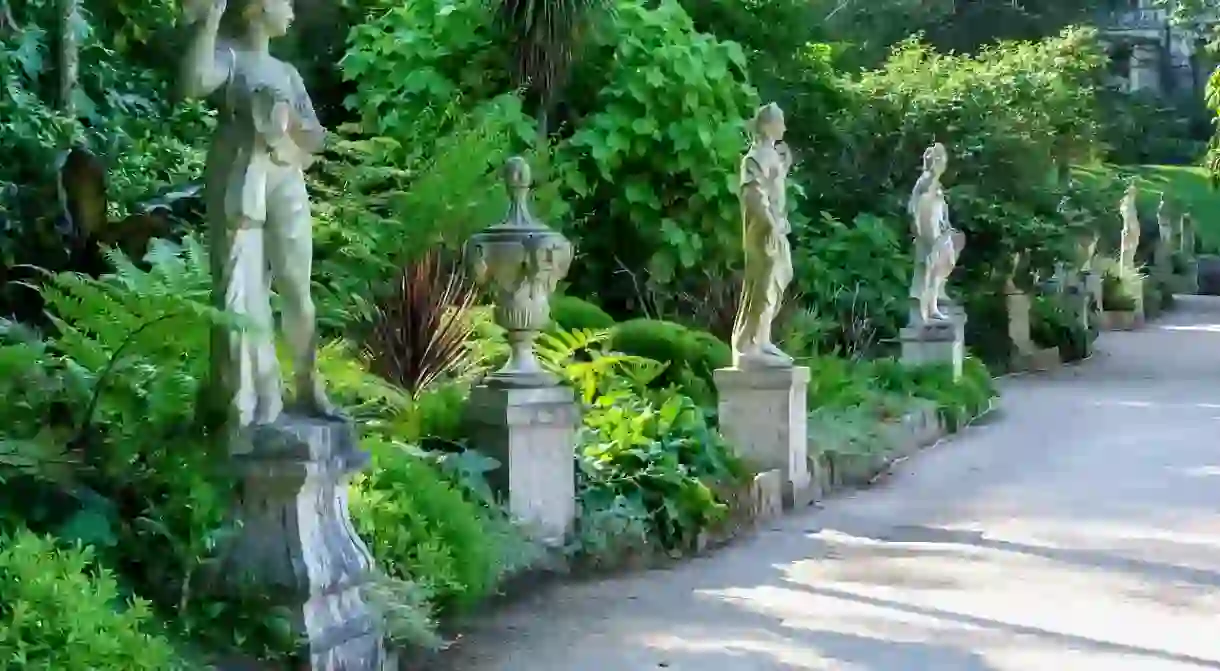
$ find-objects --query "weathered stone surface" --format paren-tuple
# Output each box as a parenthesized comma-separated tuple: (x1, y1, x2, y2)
(714, 366, 812, 509)
(731, 102, 795, 369)
(467, 158, 573, 388)
(465, 384, 580, 546)
(908, 143, 965, 326)
(215, 416, 388, 670)
(1015, 346, 1062, 372)
(1005, 290, 1034, 354)
(1101, 310, 1139, 331)
(750, 469, 784, 524)
(899, 312, 965, 380)
(1198, 255, 1220, 295)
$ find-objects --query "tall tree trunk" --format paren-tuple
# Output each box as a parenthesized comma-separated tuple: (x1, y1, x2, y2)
(58, 0, 79, 115)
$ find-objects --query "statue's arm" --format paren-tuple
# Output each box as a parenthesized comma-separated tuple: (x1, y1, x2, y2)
(908, 172, 932, 217)
(180, 4, 230, 99)
(288, 67, 326, 155)
(741, 157, 777, 230)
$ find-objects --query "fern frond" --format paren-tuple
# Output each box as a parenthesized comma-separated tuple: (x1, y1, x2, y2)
(535, 327, 609, 368)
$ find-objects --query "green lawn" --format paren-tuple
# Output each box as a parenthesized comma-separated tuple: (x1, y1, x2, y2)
(1073, 163, 1220, 253)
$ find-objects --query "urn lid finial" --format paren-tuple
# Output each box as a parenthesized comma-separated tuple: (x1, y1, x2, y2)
(495, 156, 537, 229)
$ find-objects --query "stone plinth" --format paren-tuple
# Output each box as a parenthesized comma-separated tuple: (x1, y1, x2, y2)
(465, 384, 579, 546)
(1083, 271, 1103, 317)
(1131, 275, 1147, 326)
(900, 313, 965, 380)
(1175, 260, 1199, 295)
(1005, 290, 1033, 348)
(1101, 310, 1139, 331)
(216, 416, 388, 670)
(713, 366, 812, 509)
(1015, 346, 1062, 371)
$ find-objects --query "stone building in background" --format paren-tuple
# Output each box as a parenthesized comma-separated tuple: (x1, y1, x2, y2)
(1098, 0, 1218, 99)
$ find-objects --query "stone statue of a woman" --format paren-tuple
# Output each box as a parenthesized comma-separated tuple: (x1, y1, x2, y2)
(1157, 194, 1174, 250)
(182, 0, 335, 429)
(731, 102, 794, 369)
(1119, 184, 1140, 271)
(908, 143, 963, 325)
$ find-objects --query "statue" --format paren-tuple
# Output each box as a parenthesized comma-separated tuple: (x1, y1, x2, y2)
(1157, 195, 1174, 250)
(182, 0, 336, 429)
(1076, 230, 1099, 274)
(731, 102, 794, 369)
(1119, 184, 1140, 272)
(908, 142, 964, 325)
(1180, 213, 1196, 257)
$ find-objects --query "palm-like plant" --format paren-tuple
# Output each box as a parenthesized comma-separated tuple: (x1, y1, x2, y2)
(495, 0, 616, 136)
(363, 249, 480, 398)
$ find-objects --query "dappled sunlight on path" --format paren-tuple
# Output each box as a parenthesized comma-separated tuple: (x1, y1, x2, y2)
(441, 295, 1220, 671)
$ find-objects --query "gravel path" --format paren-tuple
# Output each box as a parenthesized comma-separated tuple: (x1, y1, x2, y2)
(442, 295, 1220, 670)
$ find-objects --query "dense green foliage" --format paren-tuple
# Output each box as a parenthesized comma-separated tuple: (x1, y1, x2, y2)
(0, 530, 188, 670)
(1, 0, 1200, 664)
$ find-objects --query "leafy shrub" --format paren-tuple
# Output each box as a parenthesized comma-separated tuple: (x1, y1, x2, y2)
(1102, 270, 1140, 312)
(309, 100, 543, 333)
(0, 0, 208, 294)
(1030, 293, 1091, 362)
(556, 0, 759, 304)
(0, 529, 188, 670)
(791, 212, 909, 349)
(961, 291, 1014, 369)
(608, 319, 729, 405)
(550, 295, 616, 331)
(879, 357, 995, 431)
(805, 354, 883, 411)
(0, 238, 308, 661)
(811, 29, 1106, 288)
(537, 329, 746, 553)
(1098, 89, 1208, 165)
(350, 439, 515, 617)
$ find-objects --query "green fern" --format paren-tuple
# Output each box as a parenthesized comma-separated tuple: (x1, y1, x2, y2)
(535, 328, 668, 403)
(35, 236, 237, 437)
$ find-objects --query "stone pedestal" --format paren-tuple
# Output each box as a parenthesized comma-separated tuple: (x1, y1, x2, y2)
(1131, 274, 1147, 326)
(216, 416, 388, 670)
(1101, 310, 1138, 331)
(465, 384, 579, 546)
(713, 366, 812, 509)
(900, 313, 965, 380)
(1175, 260, 1199, 295)
(1083, 271, 1103, 318)
(1005, 291, 1033, 352)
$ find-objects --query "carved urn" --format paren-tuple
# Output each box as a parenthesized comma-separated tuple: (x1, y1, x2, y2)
(467, 157, 573, 387)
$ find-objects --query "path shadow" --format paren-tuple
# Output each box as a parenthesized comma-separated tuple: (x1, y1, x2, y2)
(640, 628, 1002, 671)
(781, 581, 1220, 670)
(856, 524, 1220, 589)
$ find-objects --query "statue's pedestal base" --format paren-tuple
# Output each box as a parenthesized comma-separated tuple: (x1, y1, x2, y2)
(1083, 271, 1103, 313)
(465, 384, 579, 546)
(713, 366, 813, 509)
(1174, 259, 1199, 294)
(217, 416, 388, 670)
(1101, 310, 1139, 331)
(900, 314, 965, 381)
(1014, 346, 1062, 372)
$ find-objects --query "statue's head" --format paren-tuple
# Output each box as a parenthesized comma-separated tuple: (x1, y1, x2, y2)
(751, 103, 785, 142)
(922, 143, 947, 175)
(221, 0, 294, 39)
